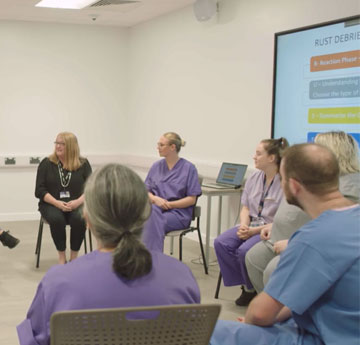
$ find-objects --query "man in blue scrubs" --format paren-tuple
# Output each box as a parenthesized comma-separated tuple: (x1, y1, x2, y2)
(210, 143, 360, 345)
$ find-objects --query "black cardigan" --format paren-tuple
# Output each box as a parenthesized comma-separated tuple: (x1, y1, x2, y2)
(35, 157, 92, 206)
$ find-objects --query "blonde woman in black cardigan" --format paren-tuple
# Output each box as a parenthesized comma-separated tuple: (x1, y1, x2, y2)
(35, 132, 92, 264)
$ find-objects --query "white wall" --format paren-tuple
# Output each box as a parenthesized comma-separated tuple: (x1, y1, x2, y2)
(0, 21, 129, 154)
(125, 0, 360, 165)
(0, 0, 358, 240)
(0, 21, 129, 220)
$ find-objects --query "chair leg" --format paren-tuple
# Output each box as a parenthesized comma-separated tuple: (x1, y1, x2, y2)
(179, 234, 184, 261)
(170, 237, 174, 255)
(215, 272, 222, 299)
(196, 228, 208, 275)
(88, 230, 93, 251)
(84, 232, 88, 254)
(35, 218, 44, 269)
(35, 218, 43, 255)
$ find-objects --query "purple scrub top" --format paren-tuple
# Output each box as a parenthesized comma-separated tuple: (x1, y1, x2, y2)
(145, 158, 202, 226)
(241, 170, 283, 224)
(17, 250, 201, 345)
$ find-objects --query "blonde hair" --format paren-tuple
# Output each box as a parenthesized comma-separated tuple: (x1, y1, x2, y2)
(49, 132, 83, 171)
(163, 132, 186, 153)
(315, 131, 360, 175)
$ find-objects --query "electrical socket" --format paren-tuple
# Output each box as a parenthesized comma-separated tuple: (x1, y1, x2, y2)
(5, 157, 16, 165)
(29, 157, 41, 165)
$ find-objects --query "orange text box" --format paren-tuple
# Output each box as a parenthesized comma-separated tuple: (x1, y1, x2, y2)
(310, 50, 360, 72)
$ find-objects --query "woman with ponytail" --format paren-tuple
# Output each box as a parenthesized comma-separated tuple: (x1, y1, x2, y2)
(214, 138, 288, 306)
(143, 132, 202, 252)
(18, 164, 200, 345)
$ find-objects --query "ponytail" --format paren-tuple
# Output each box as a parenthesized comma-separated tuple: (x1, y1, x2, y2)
(112, 229, 152, 279)
(278, 137, 288, 149)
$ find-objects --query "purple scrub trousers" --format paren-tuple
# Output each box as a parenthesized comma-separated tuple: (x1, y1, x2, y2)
(215, 227, 261, 288)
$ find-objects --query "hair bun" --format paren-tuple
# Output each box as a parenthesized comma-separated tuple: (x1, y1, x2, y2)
(278, 137, 289, 149)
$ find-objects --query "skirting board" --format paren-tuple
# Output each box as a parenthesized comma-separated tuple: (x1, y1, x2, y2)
(0, 212, 40, 222)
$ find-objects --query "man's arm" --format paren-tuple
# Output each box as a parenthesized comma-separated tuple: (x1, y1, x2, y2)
(244, 292, 291, 326)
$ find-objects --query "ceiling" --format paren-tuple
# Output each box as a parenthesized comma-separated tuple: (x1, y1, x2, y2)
(0, 0, 196, 27)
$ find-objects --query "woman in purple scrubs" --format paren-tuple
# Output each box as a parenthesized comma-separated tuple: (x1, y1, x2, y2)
(17, 164, 200, 345)
(142, 132, 202, 252)
(214, 138, 288, 306)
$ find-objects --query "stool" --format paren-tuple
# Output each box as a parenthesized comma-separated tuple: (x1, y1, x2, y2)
(35, 215, 93, 268)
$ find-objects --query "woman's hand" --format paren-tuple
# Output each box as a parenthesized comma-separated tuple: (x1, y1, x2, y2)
(260, 223, 273, 240)
(274, 239, 288, 254)
(66, 199, 81, 211)
(237, 224, 253, 240)
(56, 200, 71, 212)
(153, 196, 172, 210)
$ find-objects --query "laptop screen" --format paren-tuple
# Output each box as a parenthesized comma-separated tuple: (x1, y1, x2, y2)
(216, 162, 247, 186)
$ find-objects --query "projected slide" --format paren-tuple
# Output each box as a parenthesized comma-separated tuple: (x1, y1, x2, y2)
(272, 16, 360, 146)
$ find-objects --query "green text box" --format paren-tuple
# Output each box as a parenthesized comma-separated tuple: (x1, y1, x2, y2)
(308, 107, 360, 124)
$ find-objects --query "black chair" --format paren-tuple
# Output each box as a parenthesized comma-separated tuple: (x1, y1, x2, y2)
(165, 175, 208, 274)
(214, 272, 222, 298)
(51, 304, 221, 345)
(165, 205, 208, 274)
(35, 215, 93, 268)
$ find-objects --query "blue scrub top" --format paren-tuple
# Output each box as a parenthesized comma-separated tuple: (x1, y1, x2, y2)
(266, 205, 360, 345)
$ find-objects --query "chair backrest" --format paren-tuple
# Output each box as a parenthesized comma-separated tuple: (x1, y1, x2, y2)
(191, 174, 203, 220)
(193, 205, 201, 219)
(50, 303, 221, 345)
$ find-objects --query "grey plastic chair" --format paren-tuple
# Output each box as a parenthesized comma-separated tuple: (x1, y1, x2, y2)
(50, 303, 221, 345)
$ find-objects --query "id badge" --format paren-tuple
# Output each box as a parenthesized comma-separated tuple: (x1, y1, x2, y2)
(264, 197, 275, 202)
(250, 217, 265, 227)
(60, 191, 70, 199)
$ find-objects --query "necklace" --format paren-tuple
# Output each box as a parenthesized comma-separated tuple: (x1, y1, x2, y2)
(58, 162, 72, 188)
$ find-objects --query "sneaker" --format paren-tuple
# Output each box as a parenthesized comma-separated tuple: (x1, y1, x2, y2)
(0, 231, 20, 249)
(235, 286, 257, 306)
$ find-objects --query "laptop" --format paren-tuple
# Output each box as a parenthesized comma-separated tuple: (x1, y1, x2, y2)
(202, 162, 247, 189)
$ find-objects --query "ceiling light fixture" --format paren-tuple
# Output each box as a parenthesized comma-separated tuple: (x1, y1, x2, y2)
(35, 0, 97, 9)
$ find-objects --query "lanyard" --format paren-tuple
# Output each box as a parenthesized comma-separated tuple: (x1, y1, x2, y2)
(258, 175, 274, 217)
(58, 162, 72, 188)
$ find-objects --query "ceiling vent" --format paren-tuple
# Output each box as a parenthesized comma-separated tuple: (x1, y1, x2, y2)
(90, 0, 140, 7)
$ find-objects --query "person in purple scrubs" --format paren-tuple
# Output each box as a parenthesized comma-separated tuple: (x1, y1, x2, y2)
(214, 138, 288, 306)
(17, 164, 201, 345)
(142, 132, 202, 252)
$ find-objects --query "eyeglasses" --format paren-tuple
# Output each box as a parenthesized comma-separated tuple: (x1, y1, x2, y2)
(54, 141, 65, 146)
(157, 143, 169, 148)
